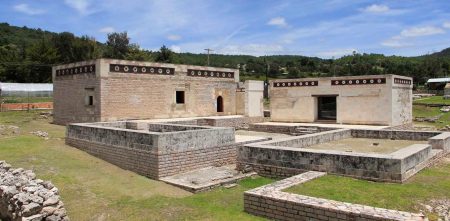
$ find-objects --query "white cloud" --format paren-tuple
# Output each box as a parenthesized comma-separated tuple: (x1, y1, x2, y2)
(218, 44, 284, 56)
(381, 39, 412, 48)
(362, 4, 390, 13)
(400, 26, 445, 37)
(64, 0, 90, 15)
(170, 45, 181, 53)
(316, 48, 357, 58)
(167, 35, 182, 41)
(98, 27, 115, 33)
(443, 22, 450, 29)
(381, 25, 445, 48)
(13, 4, 45, 15)
(267, 17, 288, 27)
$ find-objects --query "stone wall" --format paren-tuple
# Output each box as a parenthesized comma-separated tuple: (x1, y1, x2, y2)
(248, 123, 335, 135)
(269, 74, 413, 126)
(237, 143, 431, 182)
(237, 129, 437, 182)
(351, 129, 440, 141)
(267, 129, 351, 148)
(0, 161, 68, 221)
(52, 60, 100, 125)
(66, 122, 238, 179)
(53, 59, 244, 124)
(244, 171, 425, 221)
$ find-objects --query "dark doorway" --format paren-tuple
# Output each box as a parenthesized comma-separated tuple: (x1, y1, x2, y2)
(217, 96, 224, 112)
(318, 96, 337, 121)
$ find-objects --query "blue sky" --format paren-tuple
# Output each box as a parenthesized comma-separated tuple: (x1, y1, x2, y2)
(1, 0, 450, 58)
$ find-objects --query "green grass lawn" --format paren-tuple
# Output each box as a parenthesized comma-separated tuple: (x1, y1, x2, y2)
(0, 111, 272, 221)
(285, 159, 450, 220)
(413, 105, 450, 128)
(1, 96, 53, 103)
(413, 96, 450, 105)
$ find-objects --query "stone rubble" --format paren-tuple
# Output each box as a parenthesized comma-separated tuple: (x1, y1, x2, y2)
(39, 112, 52, 119)
(0, 125, 20, 136)
(30, 131, 49, 140)
(422, 199, 450, 221)
(0, 161, 69, 221)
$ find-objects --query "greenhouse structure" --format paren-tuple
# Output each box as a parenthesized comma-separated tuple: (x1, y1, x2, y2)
(0, 82, 53, 97)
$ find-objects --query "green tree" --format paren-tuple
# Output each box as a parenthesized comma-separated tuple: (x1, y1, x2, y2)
(104, 32, 130, 59)
(155, 45, 174, 63)
(26, 38, 58, 82)
(125, 44, 153, 61)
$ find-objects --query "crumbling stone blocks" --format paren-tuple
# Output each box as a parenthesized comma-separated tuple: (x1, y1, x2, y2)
(0, 161, 68, 221)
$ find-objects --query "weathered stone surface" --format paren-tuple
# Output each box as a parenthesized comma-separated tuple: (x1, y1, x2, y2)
(237, 128, 450, 182)
(244, 171, 426, 221)
(0, 161, 69, 221)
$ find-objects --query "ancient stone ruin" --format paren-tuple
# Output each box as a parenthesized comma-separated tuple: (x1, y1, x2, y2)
(0, 161, 68, 221)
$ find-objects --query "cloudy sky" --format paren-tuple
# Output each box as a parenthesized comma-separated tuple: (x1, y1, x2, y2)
(1, 0, 450, 58)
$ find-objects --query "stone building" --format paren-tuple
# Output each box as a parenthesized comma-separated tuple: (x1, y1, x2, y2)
(52, 59, 263, 125)
(270, 75, 412, 126)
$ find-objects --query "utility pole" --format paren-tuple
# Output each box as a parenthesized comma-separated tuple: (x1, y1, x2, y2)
(204, 48, 214, 66)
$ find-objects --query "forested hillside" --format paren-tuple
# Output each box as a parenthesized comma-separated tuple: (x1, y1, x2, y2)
(0, 22, 449, 84)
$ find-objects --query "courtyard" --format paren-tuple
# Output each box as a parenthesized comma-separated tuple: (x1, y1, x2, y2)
(1, 111, 449, 220)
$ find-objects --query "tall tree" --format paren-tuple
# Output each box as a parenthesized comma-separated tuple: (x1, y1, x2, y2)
(26, 38, 58, 82)
(155, 45, 174, 63)
(104, 32, 130, 59)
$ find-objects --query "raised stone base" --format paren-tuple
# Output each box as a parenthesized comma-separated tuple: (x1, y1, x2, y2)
(244, 171, 425, 221)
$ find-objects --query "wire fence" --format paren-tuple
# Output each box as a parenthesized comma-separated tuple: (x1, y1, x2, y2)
(0, 83, 53, 111)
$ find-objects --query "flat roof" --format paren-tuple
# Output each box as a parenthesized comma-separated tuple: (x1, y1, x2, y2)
(427, 78, 450, 83)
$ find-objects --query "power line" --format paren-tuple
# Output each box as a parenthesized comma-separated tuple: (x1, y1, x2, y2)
(204, 48, 214, 66)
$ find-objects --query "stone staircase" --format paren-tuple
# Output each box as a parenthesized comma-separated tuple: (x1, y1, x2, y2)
(290, 126, 320, 136)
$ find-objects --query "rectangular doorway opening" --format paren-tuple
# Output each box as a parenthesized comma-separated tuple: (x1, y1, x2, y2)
(317, 96, 337, 121)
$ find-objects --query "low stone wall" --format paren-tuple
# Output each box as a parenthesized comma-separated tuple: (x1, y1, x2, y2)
(0, 161, 68, 221)
(207, 116, 264, 129)
(428, 132, 450, 151)
(268, 129, 351, 148)
(248, 123, 335, 135)
(66, 122, 237, 179)
(237, 143, 432, 182)
(244, 171, 425, 221)
(351, 129, 440, 141)
(66, 137, 159, 178)
(237, 128, 438, 182)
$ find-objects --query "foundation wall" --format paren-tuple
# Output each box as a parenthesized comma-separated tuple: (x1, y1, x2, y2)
(427, 132, 450, 151)
(158, 144, 237, 177)
(237, 128, 434, 182)
(244, 171, 425, 221)
(351, 129, 440, 141)
(248, 123, 335, 135)
(268, 129, 351, 148)
(66, 122, 237, 179)
(66, 137, 159, 178)
(237, 145, 412, 182)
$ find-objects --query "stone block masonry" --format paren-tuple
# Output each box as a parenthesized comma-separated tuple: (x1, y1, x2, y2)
(0, 161, 69, 221)
(237, 128, 449, 182)
(244, 171, 425, 221)
(66, 121, 239, 179)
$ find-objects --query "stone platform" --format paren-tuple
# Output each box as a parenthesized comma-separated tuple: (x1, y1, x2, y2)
(160, 165, 256, 193)
(238, 128, 450, 182)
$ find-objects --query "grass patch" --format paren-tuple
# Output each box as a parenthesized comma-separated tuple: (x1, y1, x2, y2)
(413, 96, 450, 105)
(1, 96, 53, 103)
(0, 111, 273, 220)
(284, 159, 450, 219)
(413, 105, 450, 128)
